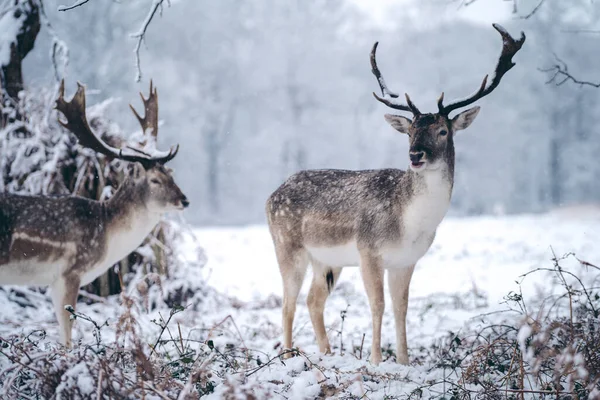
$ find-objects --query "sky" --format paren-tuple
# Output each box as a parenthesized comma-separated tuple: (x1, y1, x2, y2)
(351, 0, 513, 27)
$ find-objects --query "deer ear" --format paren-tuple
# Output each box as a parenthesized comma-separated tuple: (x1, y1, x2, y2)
(127, 162, 146, 180)
(384, 114, 412, 134)
(451, 106, 480, 132)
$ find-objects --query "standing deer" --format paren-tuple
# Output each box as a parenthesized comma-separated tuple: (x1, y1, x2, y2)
(266, 24, 525, 365)
(0, 80, 189, 347)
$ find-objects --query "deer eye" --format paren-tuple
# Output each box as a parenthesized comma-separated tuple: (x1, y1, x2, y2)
(439, 130, 448, 136)
(150, 178, 161, 185)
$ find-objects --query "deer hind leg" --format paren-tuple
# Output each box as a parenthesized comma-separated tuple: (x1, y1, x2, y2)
(306, 259, 343, 355)
(276, 245, 308, 357)
(359, 252, 385, 365)
(50, 274, 81, 348)
(388, 265, 415, 365)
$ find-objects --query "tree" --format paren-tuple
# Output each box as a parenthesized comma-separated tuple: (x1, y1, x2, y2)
(0, 0, 40, 102)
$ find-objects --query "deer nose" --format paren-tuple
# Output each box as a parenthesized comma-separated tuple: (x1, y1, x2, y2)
(409, 152, 425, 163)
(181, 197, 190, 208)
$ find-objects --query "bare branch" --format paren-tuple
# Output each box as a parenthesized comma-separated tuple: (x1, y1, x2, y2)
(130, 0, 169, 82)
(539, 54, 600, 88)
(57, 0, 170, 82)
(452, 0, 545, 19)
(57, 0, 92, 12)
(517, 0, 546, 19)
(560, 28, 600, 34)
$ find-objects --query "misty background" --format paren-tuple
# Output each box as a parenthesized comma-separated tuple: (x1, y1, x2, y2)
(21, 0, 600, 225)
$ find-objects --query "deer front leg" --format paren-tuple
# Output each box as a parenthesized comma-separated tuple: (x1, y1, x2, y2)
(50, 274, 81, 348)
(360, 253, 385, 365)
(307, 261, 343, 355)
(388, 265, 415, 365)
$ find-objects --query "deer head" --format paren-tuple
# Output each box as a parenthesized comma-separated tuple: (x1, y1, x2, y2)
(371, 23, 525, 171)
(55, 80, 189, 213)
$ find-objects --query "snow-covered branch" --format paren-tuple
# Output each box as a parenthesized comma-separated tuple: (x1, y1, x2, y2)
(130, 0, 169, 82)
(56, 0, 170, 82)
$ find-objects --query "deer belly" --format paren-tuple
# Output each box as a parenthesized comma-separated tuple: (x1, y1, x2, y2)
(0, 260, 63, 286)
(0, 234, 76, 285)
(306, 241, 361, 267)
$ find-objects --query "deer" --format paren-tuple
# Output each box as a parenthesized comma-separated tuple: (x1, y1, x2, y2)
(266, 24, 525, 365)
(0, 80, 189, 347)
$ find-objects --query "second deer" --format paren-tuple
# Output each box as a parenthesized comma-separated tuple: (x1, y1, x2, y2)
(0, 81, 188, 347)
(267, 24, 525, 365)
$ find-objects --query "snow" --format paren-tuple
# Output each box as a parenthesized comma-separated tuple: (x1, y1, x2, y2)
(190, 208, 600, 307)
(0, 207, 599, 397)
(0, 3, 27, 66)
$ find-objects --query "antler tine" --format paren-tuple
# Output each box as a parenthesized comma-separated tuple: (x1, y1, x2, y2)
(129, 79, 159, 139)
(56, 80, 179, 167)
(370, 42, 420, 115)
(55, 80, 124, 161)
(439, 23, 526, 116)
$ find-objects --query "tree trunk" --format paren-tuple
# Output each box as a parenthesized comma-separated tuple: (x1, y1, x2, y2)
(0, 0, 40, 101)
(207, 127, 220, 213)
(549, 138, 561, 206)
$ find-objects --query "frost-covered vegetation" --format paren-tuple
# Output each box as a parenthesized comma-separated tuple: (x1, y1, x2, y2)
(0, 214, 599, 398)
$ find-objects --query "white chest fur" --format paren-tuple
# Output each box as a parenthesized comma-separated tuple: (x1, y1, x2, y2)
(81, 211, 161, 285)
(381, 170, 451, 267)
(307, 169, 452, 269)
(401, 170, 452, 243)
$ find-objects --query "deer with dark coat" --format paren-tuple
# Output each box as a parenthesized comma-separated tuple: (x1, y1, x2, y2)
(0, 81, 188, 347)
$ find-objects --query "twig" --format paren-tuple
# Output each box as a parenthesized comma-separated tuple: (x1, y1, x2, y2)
(0, 347, 44, 376)
(57, 0, 92, 12)
(96, 368, 103, 399)
(540, 53, 600, 88)
(454, 0, 544, 19)
(517, 0, 545, 19)
(245, 349, 298, 377)
(561, 29, 600, 34)
(130, 0, 169, 82)
(148, 307, 183, 358)
(577, 257, 600, 270)
(339, 304, 349, 356)
(206, 315, 250, 367)
(65, 305, 109, 349)
(142, 382, 171, 400)
(359, 333, 365, 360)
(177, 322, 185, 354)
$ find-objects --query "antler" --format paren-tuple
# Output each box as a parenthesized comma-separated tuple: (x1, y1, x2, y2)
(55, 80, 179, 167)
(370, 42, 421, 115)
(129, 80, 159, 140)
(438, 23, 526, 116)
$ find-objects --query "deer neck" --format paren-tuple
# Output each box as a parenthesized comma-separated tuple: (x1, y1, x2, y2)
(101, 181, 161, 263)
(400, 150, 454, 234)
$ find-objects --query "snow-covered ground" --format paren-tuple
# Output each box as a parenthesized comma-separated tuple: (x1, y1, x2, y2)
(1, 206, 599, 398)
(193, 205, 600, 310)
